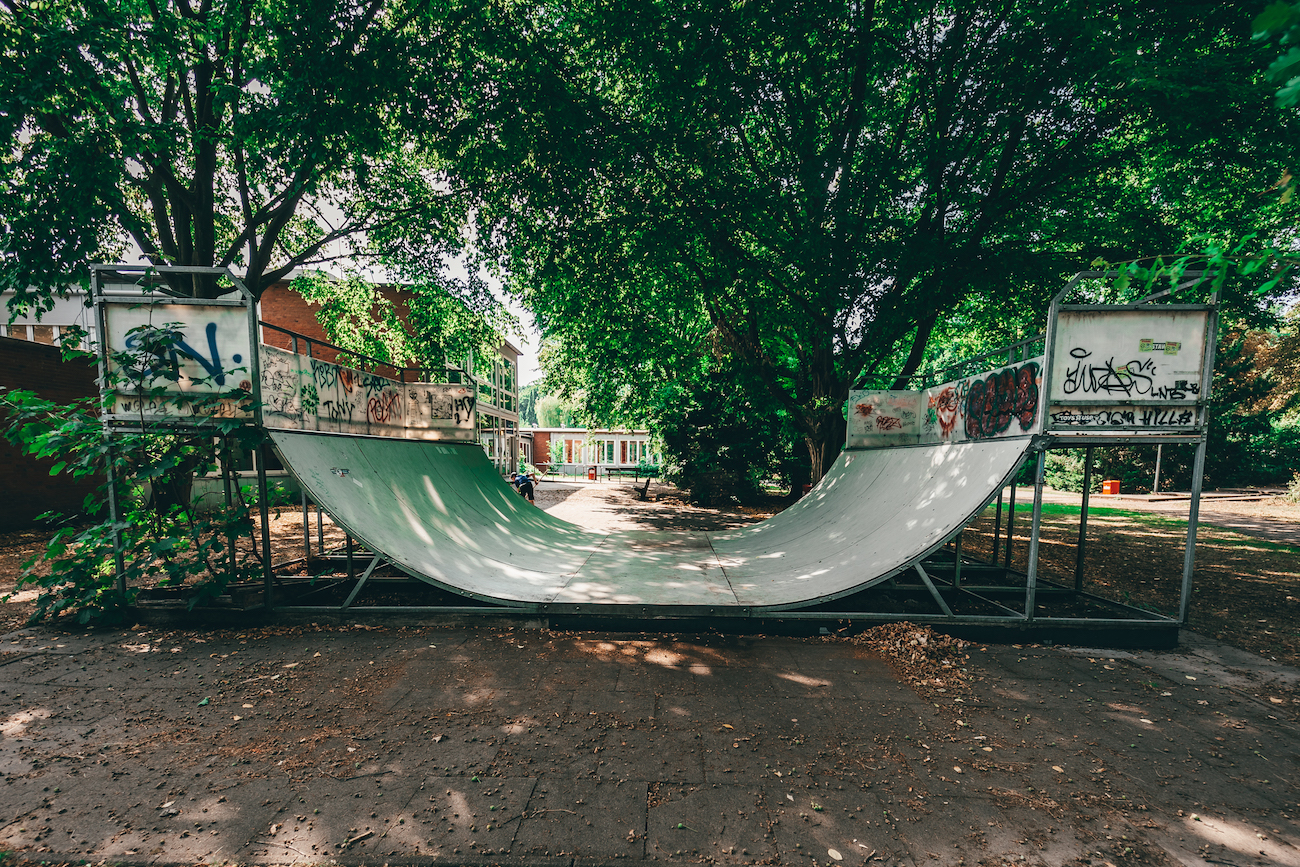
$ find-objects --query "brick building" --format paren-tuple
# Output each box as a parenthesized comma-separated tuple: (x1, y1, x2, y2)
(525, 427, 656, 474)
(0, 337, 101, 530)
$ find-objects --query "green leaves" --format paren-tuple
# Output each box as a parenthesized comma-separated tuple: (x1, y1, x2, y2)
(1254, 3, 1300, 107)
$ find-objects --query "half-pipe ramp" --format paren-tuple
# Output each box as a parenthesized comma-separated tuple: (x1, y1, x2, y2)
(268, 429, 1031, 610)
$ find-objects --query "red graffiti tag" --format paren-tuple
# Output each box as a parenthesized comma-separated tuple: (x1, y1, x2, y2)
(964, 363, 1040, 440)
(367, 390, 401, 424)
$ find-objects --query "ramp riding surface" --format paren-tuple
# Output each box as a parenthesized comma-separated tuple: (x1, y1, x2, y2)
(268, 429, 1031, 610)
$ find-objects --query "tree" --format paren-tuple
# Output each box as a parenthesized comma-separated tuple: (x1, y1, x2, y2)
(1255, 2, 1300, 108)
(460, 0, 1300, 482)
(0, 0, 482, 308)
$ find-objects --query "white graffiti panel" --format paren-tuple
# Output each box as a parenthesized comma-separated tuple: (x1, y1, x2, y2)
(1049, 309, 1209, 404)
(259, 348, 475, 441)
(405, 384, 477, 440)
(846, 391, 921, 447)
(103, 299, 255, 422)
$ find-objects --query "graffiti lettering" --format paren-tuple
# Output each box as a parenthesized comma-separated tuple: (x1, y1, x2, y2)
(1050, 409, 1136, 427)
(263, 365, 300, 417)
(115, 395, 244, 419)
(124, 321, 243, 386)
(311, 358, 339, 390)
(320, 398, 355, 423)
(367, 389, 401, 424)
(854, 403, 875, 418)
(1139, 408, 1196, 427)
(875, 415, 903, 432)
(964, 363, 1040, 440)
(1060, 349, 1158, 397)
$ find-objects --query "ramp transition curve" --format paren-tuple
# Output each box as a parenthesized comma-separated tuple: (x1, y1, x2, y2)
(269, 430, 1031, 610)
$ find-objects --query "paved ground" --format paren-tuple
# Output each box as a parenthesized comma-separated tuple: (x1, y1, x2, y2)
(1, 480, 1296, 866)
(0, 621, 1297, 867)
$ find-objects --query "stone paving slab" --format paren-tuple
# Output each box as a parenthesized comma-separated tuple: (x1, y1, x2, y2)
(1, 623, 1298, 867)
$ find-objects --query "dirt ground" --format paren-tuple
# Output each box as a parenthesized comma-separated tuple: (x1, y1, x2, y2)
(959, 493, 1300, 667)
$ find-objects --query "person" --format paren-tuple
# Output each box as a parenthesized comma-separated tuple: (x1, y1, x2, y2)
(514, 472, 535, 503)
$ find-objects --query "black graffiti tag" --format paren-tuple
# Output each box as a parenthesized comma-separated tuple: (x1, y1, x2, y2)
(1060, 349, 1158, 397)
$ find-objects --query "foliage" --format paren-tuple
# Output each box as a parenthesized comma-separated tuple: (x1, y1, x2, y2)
(1255, 2, 1300, 108)
(1286, 471, 1300, 504)
(517, 382, 540, 426)
(461, 0, 1300, 482)
(0, 326, 267, 623)
(535, 393, 578, 428)
(547, 437, 564, 465)
(648, 358, 798, 506)
(0, 0, 490, 317)
(289, 267, 514, 380)
(291, 271, 413, 366)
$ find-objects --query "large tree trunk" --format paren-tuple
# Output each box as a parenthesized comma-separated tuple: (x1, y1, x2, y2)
(804, 405, 847, 486)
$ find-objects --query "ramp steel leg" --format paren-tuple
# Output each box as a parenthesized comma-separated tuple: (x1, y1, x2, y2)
(991, 491, 1003, 564)
(953, 532, 963, 589)
(1179, 437, 1209, 624)
(1075, 446, 1093, 592)
(342, 553, 383, 610)
(913, 564, 953, 617)
(106, 436, 126, 595)
(256, 440, 274, 608)
(301, 490, 310, 561)
(1024, 450, 1047, 622)
(1003, 478, 1018, 570)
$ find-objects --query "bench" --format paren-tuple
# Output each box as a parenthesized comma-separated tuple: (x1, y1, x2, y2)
(602, 466, 659, 482)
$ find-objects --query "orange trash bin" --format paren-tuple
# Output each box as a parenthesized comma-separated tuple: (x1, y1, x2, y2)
(1101, 479, 1120, 495)
(588, 466, 597, 481)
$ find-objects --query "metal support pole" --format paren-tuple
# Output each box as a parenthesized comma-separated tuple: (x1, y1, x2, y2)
(301, 489, 310, 562)
(222, 437, 236, 578)
(256, 439, 274, 608)
(347, 534, 355, 581)
(1178, 437, 1209, 624)
(1153, 443, 1163, 494)
(953, 532, 963, 589)
(1024, 450, 1048, 622)
(105, 436, 127, 595)
(991, 490, 1003, 565)
(1003, 478, 1018, 570)
(316, 504, 324, 554)
(341, 553, 383, 610)
(913, 564, 954, 617)
(1075, 446, 1094, 593)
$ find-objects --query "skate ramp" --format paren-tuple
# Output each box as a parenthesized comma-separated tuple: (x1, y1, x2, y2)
(268, 429, 1031, 609)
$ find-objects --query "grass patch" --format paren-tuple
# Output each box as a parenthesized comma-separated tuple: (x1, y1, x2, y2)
(982, 502, 1300, 555)
(982, 502, 1143, 519)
